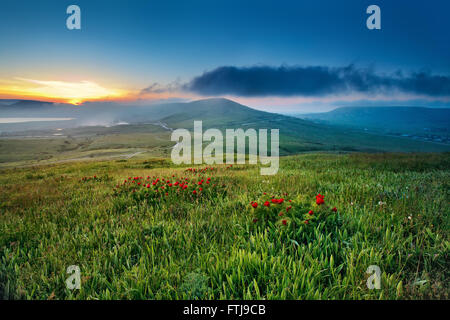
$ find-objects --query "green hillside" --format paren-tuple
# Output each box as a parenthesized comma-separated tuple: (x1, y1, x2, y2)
(0, 99, 449, 167)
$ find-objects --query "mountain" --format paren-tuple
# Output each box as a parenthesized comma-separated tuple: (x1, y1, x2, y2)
(1, 99, 449, 157)
(296, 106, 450, 133)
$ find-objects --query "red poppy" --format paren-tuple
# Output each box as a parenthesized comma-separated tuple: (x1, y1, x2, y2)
(286, 205, 292, 212)
(251, 202, 258, 208)
(316, 194, 325, 205)
(308, 210, 314, 215)
(332, 207, 337, 212)
(193, 190, 197, 195)
(252, 218, 258, 223)
(264, 201, 270, 207)
(282, 220, 287, 225)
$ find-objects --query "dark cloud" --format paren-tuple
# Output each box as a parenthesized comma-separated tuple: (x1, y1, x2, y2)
(182, 65, 450, 97)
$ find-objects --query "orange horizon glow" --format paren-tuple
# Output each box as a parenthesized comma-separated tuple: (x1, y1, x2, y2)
(0, 77, 202, 105)
(0, 78, 128, 105)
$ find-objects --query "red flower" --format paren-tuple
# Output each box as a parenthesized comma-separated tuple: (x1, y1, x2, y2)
(332, 207, 337, 212)
(271, 198, 285, 204)
(308, 210, 314, 215)
(316, 194, 325, 205)
(304, 220, 309, 224)
(251, 202, 258, 208)
(263, 201, 270, 207)
(252, 218, 258, 223)
(286, 205, 292, 212)
(282, 220, 287, 225)
(193, 190, 197, 195)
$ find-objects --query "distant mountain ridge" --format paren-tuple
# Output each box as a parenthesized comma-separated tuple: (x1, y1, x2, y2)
(1, 98, 449, 153)
(296, 106, 450, 136)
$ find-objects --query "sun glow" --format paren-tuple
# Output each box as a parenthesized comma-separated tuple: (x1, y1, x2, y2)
(0, 78, 125, 104)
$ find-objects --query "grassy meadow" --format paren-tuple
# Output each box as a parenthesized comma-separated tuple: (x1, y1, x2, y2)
(0, 152, 448, 299)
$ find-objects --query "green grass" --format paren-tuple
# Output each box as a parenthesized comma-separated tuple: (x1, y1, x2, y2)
(0, 153, 448, 299)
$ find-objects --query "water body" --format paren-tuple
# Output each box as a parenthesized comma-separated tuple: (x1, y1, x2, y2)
(0, 118, 75, 123)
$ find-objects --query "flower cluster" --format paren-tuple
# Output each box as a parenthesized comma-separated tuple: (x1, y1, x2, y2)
(112, 170, 224, 204)
(250, 193, 338, 227)
(316, 193, 325, 205)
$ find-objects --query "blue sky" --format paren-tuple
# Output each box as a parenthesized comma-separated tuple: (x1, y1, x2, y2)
(0, 0, 449, 111)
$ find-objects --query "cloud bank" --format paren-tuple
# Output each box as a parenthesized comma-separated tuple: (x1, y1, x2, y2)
(181, 65, 450, 98)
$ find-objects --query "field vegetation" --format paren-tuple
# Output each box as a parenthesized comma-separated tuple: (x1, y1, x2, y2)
(0, 153, 448, 299)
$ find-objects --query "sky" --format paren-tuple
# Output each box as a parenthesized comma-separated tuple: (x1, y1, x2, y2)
(0, 0, 449, 112)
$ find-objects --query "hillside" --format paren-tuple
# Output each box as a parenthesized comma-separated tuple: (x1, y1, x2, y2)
(295, 106, 450, 144)
(0, 99, 449, 166)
